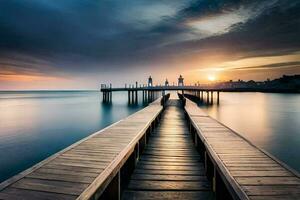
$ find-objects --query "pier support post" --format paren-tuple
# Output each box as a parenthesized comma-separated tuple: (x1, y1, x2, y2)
(211, 91, 213, 105)
(128, 91, 130, 104)
(99, 172, 120, 200)
(194, 132, 198, 147)
(135, 142, 139, 164)
(131, 90, 134, 104)
(215, 169, 233, 200)
(217, 91, 220, 104)
(205, 151, 214, 181)
(206, 91, 209, 104)
(139, 134, 147, 154)
(135, 90, 138, 103)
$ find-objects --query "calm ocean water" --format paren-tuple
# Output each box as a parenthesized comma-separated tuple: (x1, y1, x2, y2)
(0, 91, 149, 182)
(0, 91, 299, 183)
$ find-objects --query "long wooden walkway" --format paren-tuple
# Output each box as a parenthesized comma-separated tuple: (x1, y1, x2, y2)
(184, 97, 300, 200)
(0, 99, 163, 200)
(122, 97, 214, 199)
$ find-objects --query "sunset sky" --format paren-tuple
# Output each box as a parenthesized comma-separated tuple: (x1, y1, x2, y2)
(0, 0, 300, 90)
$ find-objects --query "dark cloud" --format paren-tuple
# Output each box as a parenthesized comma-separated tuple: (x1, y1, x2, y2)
(232, 61, 300, 71)
(0, 0, 299, 75)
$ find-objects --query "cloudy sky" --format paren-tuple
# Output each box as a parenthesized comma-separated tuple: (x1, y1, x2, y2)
(0, 0, 300, 89)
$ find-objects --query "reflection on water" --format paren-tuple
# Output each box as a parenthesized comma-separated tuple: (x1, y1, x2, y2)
(0, 91, 148, 182)
(199, 92, 300, 173)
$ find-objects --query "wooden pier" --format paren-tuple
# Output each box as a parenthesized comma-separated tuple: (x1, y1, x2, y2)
(0, 93, 299, 200)
(101, 85, 221, 105)
(122, 97, 214, 199)
(0, 98, 164, 200)
(183, 95, 300, 199)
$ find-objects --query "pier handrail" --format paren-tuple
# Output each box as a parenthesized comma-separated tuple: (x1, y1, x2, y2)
(182, 96, 300, 200)
(0, 96, 165, 199)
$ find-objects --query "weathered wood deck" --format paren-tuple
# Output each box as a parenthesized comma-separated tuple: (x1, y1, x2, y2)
(0, 98, 163, 200)
(122, 98, 214, 199)
(184, 96, 300, 199)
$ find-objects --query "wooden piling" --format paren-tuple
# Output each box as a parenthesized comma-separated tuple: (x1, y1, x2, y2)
(206, 91, 209, 104)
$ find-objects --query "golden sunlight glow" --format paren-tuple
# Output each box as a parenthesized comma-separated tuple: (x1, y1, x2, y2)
(0, 74, 60, 82)
(208, 75, 216, 81)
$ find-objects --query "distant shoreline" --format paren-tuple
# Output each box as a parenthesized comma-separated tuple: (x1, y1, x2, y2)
(213, 88, 300, 93)
(0, 90, 98, 92)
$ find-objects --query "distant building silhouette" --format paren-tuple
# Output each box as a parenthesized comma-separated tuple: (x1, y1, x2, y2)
(178, 75, 184, 86)
(148, 76, 153, 87)
(212, 75, 300, 92)
(165, 78, 169, 86)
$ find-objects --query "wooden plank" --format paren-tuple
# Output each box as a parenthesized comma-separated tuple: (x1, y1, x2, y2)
(138, 161, 201, 166)
(136, 165, 204, 171)
(141, 155, 202, 161)
(236, 177, 300, 185)
(134, 168, 205, 176)
(127, 180, 210, 191)
(231, 170, 293, 177)
(43, 164, 103, 173)
(0, 188, 76, 200)
(228, 166, 284, 171)
(243, 185, 300, 196)
(250, 195, 300, 200)
(11, 178, 89, 195)
(131, 174, 208, 181)
(122, 191, 214, 200)
(27, 171, 95, 184)
(140, 157, 202, 163)
(34, 168, 98, 178)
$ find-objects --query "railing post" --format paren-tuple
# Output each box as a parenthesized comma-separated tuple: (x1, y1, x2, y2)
(205, 151, 215, 191)
(139, 134, 147, 154)
(135, 142, 139, 164)
(99, 172, 120, 200)
(194, 131, 198, 147)
(213, 167, 217, 192)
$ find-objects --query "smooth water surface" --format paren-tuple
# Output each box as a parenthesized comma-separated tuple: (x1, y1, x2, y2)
(199, 92, 300, 173)
(0, 91, 148, 182)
